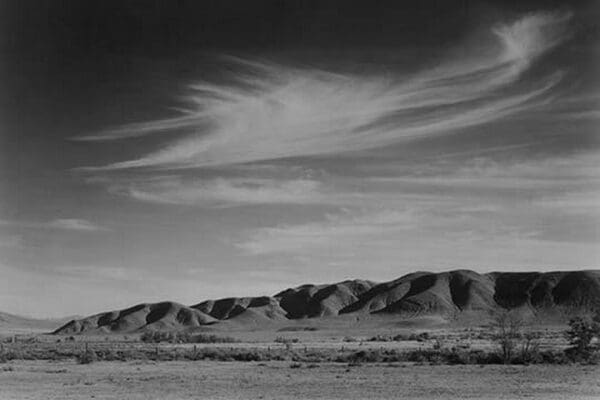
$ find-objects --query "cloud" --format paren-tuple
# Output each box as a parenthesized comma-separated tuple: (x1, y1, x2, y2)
(78, 12, 571, 171)
(234, 205, 543, 257)
(53, 264, 147, 282)
(535, 190, 600, 215)
(46, 219, 107, 232)
(0, 218, 108, 232)
(492, 11, 571, 67)
(0, 234, 23, 248)
(235, 198, 599, 272)
(237, 209, 418, 255)
(110, 176, 325, 206)
(235, 150, 600, 256)
(366, 151, 600, 192)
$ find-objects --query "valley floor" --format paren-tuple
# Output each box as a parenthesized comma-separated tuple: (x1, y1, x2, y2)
(1, 360, 599, 400)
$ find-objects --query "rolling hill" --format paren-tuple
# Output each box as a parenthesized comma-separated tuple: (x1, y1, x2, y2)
(0, 312, 77, 335)
(54, 269, 600, 334)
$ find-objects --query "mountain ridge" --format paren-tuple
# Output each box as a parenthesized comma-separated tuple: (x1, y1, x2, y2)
(0, 311, 78, 334)
(54, 269, 600, 334)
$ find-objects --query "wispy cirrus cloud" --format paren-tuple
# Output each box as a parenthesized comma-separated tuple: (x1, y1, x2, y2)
(237, 209, 418, 255)
(0, 218, 108, 232)
(0, 234, 23, 248)
(235, 200, 599, 270)
(234, 205, 540, 257)
(46, 219, 108, 232)
(368, 152, 600, 191)
(234, 149, 600, 257)
(109, 176, 325, 206)
(77, 12, 571, 171)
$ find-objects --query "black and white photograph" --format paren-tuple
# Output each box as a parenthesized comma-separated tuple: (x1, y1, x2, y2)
(0, 0, 599, 398)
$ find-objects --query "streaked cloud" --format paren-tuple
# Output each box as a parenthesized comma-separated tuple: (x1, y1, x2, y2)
(0, 234, 23, 248)
(535, 190, 600, 215)
(368, 152, 600, 190)
(234, 204, 519, 257)
(237, 209, 418, 255)
(235, 150, 600, 258)
(78, 12, 571, 171)
(46, 219, 108, 232)
(236, 200, 599, 271)
(0, 218, 108, 232)
(110, 176, 325, 206)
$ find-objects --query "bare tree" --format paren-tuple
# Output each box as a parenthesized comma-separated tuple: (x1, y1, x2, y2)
(492, 311, 523, 363)
(520, 332, 541, 363)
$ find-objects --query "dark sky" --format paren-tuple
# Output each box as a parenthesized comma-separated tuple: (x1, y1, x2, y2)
(0, 0, 598, 317)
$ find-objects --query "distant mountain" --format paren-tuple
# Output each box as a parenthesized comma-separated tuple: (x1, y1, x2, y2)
(55, 302, 216, 335)
(54, 270, 600, 334)
(0, 311, 77, 335)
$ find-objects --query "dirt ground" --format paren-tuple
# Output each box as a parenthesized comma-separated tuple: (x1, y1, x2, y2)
(1, 360, 599, 400)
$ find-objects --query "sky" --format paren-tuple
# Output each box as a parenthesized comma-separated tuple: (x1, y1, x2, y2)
(0, 0, 599, 317)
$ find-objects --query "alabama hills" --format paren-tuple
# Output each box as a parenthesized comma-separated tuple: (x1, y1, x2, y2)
(54, 269, 600, 334)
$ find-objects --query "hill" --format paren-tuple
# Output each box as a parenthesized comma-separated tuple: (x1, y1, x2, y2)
(54, 269, 600, 334)
(54, 302, 216, 335)
(0, 312, 76, 335)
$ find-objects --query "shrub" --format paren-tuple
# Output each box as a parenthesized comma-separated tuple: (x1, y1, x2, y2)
(565, 315, 600, 362)
(278, 326, 318, 332)
(367, 332, 431, 342)
(275, 336, 299, 351)
(432, 338, 445, 350)
(347, 349, 383, 364)
(409, 332, 430, 342)
(539, 350, 569, 365)
(140, 331, 238, 344)
(140, 331, 172, 343)
(233, 350, 264, 362)
(368, 334, 391, 342)
(406, 350, 428, 363)
(274, 337, 299, 344)
(189, 334, 238, 344)
(77, 350, 97, 364)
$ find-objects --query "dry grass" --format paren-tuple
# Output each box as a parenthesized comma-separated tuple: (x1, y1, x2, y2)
(0, 337, 588, 365)
(1, 360, 599, 400)
(0, 326, 597, 399)
(0, 324, 592, 367)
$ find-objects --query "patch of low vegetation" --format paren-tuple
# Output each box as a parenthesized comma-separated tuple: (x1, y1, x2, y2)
(0, 340, 584, 365)
(4, 314, 600, 365)
(139, 331, 238, 344)
(367, 332, 431, 342)
(338, 346, 575, 366)
(274, 336, 299, 351)
(188, 334, 239, 344)
(277, 326, 318, 332)
(274, 336, 300, 344)
(488, 310, 600, 365)
(564, 314, 600, 363)
(76, 350, 98, 364)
